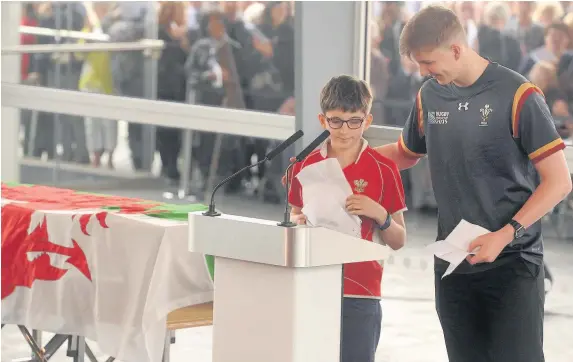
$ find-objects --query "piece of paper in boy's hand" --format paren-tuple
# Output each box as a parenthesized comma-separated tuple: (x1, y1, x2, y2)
(425, 219, 491, 278)
(296, 158, 362, 238)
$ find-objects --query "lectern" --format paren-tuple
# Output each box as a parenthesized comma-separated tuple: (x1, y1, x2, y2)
(188, 212, 391, 362)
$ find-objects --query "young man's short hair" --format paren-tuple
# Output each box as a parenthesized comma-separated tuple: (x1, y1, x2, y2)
(319, 75, 373, 115)
(399, 5, 466, 57)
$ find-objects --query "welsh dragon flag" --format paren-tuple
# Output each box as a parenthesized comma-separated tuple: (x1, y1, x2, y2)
(1, 183, 215, 362)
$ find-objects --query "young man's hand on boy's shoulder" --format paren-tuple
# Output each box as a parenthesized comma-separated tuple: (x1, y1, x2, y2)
(345, 194, 388, 224)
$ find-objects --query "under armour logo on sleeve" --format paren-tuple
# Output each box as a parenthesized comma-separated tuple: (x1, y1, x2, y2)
(458, 102, 469, 111)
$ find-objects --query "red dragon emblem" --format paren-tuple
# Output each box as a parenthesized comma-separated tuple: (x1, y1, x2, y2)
(1, 204, 108, 300)
(1, 183, 166, 300)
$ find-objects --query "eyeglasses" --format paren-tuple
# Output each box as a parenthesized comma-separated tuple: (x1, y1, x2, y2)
(324, 115, 366, 129)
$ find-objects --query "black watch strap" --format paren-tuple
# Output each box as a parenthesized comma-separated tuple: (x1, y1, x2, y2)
(509, 219, 525, 238)
(377, 212, 392, 231)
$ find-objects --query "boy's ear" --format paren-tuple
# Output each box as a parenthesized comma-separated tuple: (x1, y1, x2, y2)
(318, 113, 328, 129)
(364, 114, 373, 129)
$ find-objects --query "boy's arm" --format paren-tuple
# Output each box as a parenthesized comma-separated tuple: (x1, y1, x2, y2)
(288, 163, 306, 224)
(374, 210, 406, 251)
(372, 161, 408, 250)
(289, 206, 307, 225)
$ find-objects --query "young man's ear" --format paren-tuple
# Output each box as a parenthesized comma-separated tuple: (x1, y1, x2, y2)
(318, 113, 328, 129)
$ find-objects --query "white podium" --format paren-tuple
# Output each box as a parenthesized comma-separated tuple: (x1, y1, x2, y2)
(188, 212, 390, 362)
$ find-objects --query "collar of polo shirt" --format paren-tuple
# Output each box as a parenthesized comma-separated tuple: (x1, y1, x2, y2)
(318, 138, 369, 164)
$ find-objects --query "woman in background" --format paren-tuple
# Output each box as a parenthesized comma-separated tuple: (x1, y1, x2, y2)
(156, 1, 189, 184)
(77, 2, 117, 168)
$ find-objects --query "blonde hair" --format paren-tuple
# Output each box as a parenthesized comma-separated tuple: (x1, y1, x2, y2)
(400, 5, 466, 56)
(564, 12, 573, 30)
(483, 1, 512, 26)
(532, 2, 564, 25)
(528, 61, 558, 92)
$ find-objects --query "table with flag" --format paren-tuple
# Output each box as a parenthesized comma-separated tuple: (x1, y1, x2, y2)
(1, 183, 215, 362)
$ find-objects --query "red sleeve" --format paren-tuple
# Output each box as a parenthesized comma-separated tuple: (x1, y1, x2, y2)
(287, 161, 304, 208)
(381, 162, 407, 214)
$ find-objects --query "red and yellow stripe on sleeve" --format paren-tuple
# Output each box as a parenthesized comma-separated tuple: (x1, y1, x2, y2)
(416, 89, 424, 137)
(512, 83, 565, 163)
(398, 133, 425, 159)
(397, 89, 425, 159)
(511, 83, 543, 138)
(528, 138, 566, 164)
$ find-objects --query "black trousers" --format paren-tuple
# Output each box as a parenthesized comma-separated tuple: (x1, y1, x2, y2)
(156, 126, 182, 180)
(341, 298, 382, 362)
(435, 258, 544, 362)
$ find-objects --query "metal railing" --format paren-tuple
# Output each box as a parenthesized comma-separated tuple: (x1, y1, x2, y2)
(2, 40, 164, 54)
(20, 25, 110, 42)
(2, 39, 572, 196)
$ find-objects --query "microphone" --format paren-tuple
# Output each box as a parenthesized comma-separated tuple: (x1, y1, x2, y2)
(266, 130, 304, 161)
(294, 130, 330, 162)
(203, 130, 304, 217)
(278, 130, 330, 227)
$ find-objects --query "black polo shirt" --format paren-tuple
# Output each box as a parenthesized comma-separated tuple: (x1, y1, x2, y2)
(399, 62, 566, 274)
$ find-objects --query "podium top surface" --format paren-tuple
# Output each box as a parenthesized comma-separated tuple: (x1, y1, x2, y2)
(188, 212, 390, 268)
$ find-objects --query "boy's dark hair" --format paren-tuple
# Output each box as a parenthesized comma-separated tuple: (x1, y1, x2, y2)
(399, 5, 466, 57)
(319, 75, 373, 114)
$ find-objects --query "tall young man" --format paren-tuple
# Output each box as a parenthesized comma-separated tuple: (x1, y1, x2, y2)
(376, 5, 572, 362)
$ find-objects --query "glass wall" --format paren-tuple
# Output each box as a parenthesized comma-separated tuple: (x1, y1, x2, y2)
(16, 1, 296, 202)
(21, 1, 295, 115)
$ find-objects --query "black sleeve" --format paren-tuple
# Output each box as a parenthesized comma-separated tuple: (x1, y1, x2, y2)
(398, 89, 427, 158)
(512, 83, 565, 164)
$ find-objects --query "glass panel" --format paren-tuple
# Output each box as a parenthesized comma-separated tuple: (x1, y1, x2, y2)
(16, 1, 295, 201)
(21, 1, 296, 115)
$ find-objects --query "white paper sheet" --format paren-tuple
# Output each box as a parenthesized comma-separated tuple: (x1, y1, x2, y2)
(296, 158, 362, 238)
(425, 219, 490, 278)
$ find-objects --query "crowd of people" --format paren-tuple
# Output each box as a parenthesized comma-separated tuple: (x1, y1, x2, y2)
(18, 1, 573, 209)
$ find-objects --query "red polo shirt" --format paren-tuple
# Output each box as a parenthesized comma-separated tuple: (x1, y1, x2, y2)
(288, 139, 406, 298)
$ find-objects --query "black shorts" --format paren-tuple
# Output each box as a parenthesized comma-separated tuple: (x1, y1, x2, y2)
(435, 257, 545, 362)
(341, 297, 382, 362)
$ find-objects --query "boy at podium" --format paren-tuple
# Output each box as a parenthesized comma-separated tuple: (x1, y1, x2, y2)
(287, 75, 407, 362)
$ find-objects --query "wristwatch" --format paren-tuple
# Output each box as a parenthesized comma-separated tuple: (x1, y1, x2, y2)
(377, 212, 392, 231)
(508, 219, 526, 239)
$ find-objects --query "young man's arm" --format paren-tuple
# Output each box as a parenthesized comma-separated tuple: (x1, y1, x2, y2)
(376, 142, 419, 170)
(468, 85, 572, 264)
(374, 89, 427, 170)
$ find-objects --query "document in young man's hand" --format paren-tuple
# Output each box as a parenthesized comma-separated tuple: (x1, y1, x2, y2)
(425, 219, 490, 278)
(296, 158, 362, 238)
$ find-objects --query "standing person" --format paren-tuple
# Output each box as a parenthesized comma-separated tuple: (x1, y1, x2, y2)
(289, 75, 407, 362)
(78, 1, 117, 168)
(376, 5, 572, 362)
(155, 1, 189, 184)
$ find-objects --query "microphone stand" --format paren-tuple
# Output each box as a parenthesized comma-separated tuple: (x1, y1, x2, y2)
(277, 161, 297, 227)
(203, 158, 267, 217)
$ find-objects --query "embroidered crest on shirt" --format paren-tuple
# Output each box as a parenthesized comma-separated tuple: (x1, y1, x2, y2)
(354, 179, 368, 193)
(480, 104, 493, 126)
